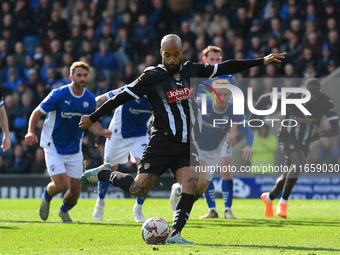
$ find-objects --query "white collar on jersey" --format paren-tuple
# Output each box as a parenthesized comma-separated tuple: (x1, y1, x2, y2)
(68, 84, 86, 98)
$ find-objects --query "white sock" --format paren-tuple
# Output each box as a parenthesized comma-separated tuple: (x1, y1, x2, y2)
(97, 198, 105, 206)
(266, 195, 273, 204)
(209, 207, 217, 212)
(279, 198, 288, 205)
(134, 203, 142, 210)
(225, 207, 231, 212)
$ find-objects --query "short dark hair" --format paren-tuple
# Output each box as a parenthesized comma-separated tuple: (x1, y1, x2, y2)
(70, 61, 90, 75)
(304, 78, 321, 88)
(202, 46, 222, 58)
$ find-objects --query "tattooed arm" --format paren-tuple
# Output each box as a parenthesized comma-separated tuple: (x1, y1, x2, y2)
(95, 94, 108, 108)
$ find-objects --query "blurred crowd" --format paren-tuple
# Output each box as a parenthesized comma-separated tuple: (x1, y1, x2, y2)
(1, 0, 340, 174)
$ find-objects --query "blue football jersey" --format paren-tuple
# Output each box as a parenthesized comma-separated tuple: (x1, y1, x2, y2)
(106, 86, 152, 138)
(198, 97, 249, 151)
(39, 85, 96, 155)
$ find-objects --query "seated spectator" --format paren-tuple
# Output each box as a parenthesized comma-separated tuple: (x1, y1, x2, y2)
(317, 42, 339, 77)
(4, 94, 17, 131)
(63, 40, 78, 62)
(1, 54, 23, 84)
(93, 40, 116, 83)
(94, 73, 110, 97)
(30, 147, 46, 174)
(5, 144, 30, 174)
(40, 54, 56, 82)
(4, 68, 25, 92)
(32, 44, 45, 67)
(14, 42, 27, 66)
(23, 55, 40, 81)
(208, 13, 229, 39)
(26, 69, 39, 91)
(328, 30, 340, 59)
(326, 60, 338, 75)
(178, 21, 196, 47)
(132, 15, 156, 61)
(50, 39, 63, 68)
(61, 52, 74, 68)
(45, 67, 58, 91)
(52, 66, 71, 89)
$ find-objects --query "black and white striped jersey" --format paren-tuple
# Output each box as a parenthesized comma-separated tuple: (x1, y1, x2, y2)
(90, 58, 264, 144)
(125, 62, 219, 143)
(280, 93, 338, 145)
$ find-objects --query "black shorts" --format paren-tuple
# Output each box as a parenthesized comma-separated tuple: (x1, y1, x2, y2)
(138, 135, 199, 176)
(278, 132, 309, 159)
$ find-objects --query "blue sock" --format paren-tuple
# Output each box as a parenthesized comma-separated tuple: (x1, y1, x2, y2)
(203, 181, 216, 210)
(136, 196, 146, 205)
(222, 180, 233, 210)
(43, 189, 53, 202)
(60, 201, 76, 212)
(98, 181, 110, 199)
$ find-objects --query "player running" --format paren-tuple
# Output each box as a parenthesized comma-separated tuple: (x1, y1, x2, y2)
(252, 78, 339, 218)
(25, 61, 111, 223)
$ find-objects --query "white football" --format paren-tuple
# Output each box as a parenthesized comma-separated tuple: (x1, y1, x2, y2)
(141, 217, 170, 245)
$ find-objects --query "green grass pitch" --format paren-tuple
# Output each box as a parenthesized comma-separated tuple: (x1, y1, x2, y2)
(0, 198, 339, 254)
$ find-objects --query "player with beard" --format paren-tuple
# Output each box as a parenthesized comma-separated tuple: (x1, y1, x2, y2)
(251, 78, 339, 218)
(25, 61, 112, 223)
(79, 34, 285, 243)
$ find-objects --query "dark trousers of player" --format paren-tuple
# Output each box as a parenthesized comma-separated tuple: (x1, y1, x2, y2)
(98, 169, 195, 236)
(98, 135, 197, 236)
(269, 164, 300, 200)
(269, 133, 309, 201)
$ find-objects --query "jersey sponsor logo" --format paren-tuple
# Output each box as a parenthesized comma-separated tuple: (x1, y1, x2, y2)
(128, 107, 153, 115)
(64, 100, 71, 106)
(61, 111, 83, 118)
(83, 101, 89, 109)
(166, 87, 194, 103)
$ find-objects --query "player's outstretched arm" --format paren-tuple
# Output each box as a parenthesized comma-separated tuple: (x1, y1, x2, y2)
(263, 52, 286, 65)
(79, 90, 135, 129)
(95, 94, 108, 108)
(25, 107, 45, 146)
(197, 52, 286, 78)
(0, 106, 11, 152)
(89, 122, 112, 139)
